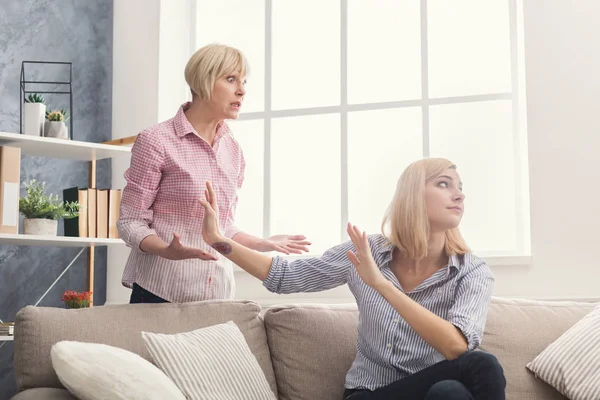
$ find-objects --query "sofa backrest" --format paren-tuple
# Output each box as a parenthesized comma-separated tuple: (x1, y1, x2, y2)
(481, 297, 597, 400)
(263, 303, 359, 400)
(262, 297, 599, 400)
(13, 300, 277, 396)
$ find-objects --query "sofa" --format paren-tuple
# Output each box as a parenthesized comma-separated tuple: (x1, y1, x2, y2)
(10, 296, 599, 400)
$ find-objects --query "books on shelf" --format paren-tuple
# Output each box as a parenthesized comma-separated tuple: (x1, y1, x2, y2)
(0, 146, 21, 234)
(63, 187, 121, 238)
(0, 322, 14, 336)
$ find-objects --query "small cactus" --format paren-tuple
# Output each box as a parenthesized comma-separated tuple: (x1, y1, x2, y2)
(45, 109, 69, 122)
(25, 93, 46, 104)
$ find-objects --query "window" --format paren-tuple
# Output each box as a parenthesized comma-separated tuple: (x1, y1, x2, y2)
(193, 0, 530, 258)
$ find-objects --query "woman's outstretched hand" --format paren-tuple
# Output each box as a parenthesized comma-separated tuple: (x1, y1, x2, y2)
(257, 234, 312, 255)
(198, 181, 223, 246)
(346, 223, 387, 290)
(159, 233, 218, 261)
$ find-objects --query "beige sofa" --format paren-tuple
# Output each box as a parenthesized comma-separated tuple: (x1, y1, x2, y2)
(10, 296, 598, 400)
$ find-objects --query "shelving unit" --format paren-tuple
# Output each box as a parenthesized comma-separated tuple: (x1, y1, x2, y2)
(0, 131, 131, 309)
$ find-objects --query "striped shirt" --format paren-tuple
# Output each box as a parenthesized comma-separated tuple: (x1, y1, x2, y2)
(263, 234, 494, 391)
(118, 102, 245, 303)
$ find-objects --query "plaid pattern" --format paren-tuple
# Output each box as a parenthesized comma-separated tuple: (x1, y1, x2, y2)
(118, 102, 245, 303)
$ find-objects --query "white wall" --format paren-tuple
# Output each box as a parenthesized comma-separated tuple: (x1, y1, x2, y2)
(107, 1, 600, 305)
(107, 0, 192, 305)
(490, 0, 600, 300)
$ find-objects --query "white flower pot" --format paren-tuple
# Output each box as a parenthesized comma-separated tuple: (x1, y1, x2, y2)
(24, 103, 46, 136)
(44, 120, 69, 139)
(23, 218, 58, 236)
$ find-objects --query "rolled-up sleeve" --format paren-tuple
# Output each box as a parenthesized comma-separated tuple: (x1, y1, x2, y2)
(263, 240, 355, 294)
(448, 261, 495, 351)
(117, 131, 164, 251)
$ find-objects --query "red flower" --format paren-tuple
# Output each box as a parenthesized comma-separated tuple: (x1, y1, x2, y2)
(61, 290, 92, 308)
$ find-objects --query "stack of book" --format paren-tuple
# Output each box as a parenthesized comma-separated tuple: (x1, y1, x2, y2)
(63, 187, 121, 238)
(0, 322, 14, 336)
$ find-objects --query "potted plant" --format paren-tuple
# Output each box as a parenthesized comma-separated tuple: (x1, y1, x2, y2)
(44, 109, 69, 139)
(23, 93, 46, 136)
(61, 290, 92, 308)
(18, 179, 80, 236)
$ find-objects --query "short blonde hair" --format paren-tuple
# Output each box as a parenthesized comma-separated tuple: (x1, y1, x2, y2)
(184, 43, 249, 100)
(381, 158, 470, 259)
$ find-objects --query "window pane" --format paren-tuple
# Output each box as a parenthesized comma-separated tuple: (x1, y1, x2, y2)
(429, 100, 517, 254)
(226, 119, 264, 238)
(271, 114, 341, 253)
(348, 0, 421, 104)
(196, 0, 265, 113)
(348, 108, 423, 236)
(272, 0, 340, 110)
(428, 0, 512, 98)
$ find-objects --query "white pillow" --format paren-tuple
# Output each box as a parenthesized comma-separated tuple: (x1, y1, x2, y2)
(51, 341, 186, 400)
(142, 321, 276, 400)
(526, 305, 600, 400)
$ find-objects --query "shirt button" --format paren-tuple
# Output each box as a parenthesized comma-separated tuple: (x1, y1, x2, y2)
(387, 343, 392, 348)
(393, 319, 399, 323)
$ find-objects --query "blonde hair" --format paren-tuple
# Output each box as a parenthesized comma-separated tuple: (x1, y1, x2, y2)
(381, 158, 470, 259)
(184, 43, 249, 100)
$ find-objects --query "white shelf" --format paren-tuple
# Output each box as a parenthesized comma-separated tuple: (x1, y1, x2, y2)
(0, 233, 124, 247)
(0, 336, 13, 341)
(0, 131, 131, 161)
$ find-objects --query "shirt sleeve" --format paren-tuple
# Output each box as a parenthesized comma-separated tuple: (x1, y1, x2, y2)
(448, 259, 495, 351)
(223, 143, 245, 239)
(263, 240, 355, 294)
(116, 130, 164, 251)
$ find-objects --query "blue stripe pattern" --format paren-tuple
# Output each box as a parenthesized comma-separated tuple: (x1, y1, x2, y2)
(263, 234, 494, 390)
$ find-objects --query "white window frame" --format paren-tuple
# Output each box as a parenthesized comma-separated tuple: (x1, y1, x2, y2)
(191, 0, 532, 267)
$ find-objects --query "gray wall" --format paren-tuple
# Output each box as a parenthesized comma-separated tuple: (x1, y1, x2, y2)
(0, 1, 113, 398)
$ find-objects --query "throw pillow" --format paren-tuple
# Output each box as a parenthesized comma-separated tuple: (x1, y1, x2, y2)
(50, 341, 186, 400)
(142, 321, 276, 400)
(526, 305, 600, 400)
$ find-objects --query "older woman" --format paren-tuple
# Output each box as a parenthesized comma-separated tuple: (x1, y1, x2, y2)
(118, 44, 311, 304)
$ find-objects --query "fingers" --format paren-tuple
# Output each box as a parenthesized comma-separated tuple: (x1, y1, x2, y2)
(198, 251, 218, 261)
(172, 232, 181, 245)
(290, 240, 312, 246)
(289, 235, 307, 240)
(205, 181, 217, 207)
(288, 242, 310, 252)
(274, 245, 290, 255)
(346, 250, 360, 266)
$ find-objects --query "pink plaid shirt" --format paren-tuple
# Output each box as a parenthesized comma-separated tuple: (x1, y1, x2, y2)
(118, 102, 245, 302)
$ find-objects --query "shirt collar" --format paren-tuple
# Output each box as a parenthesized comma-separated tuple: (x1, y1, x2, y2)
(375, 235, 464, 270)
(173, 102, 231, 142)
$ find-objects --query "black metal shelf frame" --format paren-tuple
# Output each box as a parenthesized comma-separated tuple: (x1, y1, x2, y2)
(19, 61, 73, 140)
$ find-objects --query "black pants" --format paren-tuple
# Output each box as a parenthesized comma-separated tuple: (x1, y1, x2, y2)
(129, 283, 170, 304)
(344, 351, 505, 400)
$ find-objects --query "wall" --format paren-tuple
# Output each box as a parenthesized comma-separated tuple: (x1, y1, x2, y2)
(490, 0, 600, 300)
(0, 1, 113, 399)
(108, 1, 600, 306)
(107, 0, 193, 305)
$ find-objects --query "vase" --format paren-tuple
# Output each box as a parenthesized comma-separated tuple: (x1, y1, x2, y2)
(44, 120, 69, 139)
(23, 103, 46, 136)
(23, 218, 58, 236)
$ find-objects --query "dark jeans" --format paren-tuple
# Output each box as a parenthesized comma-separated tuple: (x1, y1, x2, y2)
(129, 283, 170, 304)
(344, 351, 505, 400)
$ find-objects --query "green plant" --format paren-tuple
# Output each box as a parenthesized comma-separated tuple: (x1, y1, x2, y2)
(45, 109, 69, 122)
(25, 93, 46, 104)
(19, 179, 80, 220)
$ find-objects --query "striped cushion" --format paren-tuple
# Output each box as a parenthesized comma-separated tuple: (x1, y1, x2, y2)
(526, 305, 600, 400)
(142, 321, 276, 400)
